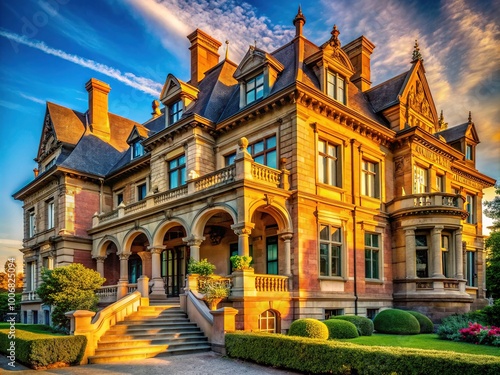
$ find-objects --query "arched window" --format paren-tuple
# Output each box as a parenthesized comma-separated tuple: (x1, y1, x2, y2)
(259, 310, 279, 333)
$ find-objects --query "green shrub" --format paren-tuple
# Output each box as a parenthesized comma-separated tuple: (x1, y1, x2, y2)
(373, 309, 420, 335)
(481, 301, 500, 326)
(288, 318, 328, 340)
(406, 311, 434, 333)
(437, 313, 475, 341)
(226, 331, 500, 375)
(187, 258, 216, 276)
(323, 319, 359, 339)
(331, 315, 374, 336)
(0, 330, 86, 368)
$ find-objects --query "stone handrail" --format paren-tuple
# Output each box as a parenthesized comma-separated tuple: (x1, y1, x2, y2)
(66, 291, 146, 364)
(255, 274, 289, 292)
(96, 285, 117, 298)
(154, 186, 188, 205)
(185, 290, 214, 341)
(251, 163, 281, 186)
(195, 165, 235, 191)
(99, 211, 118, 223)
(124, 201, 146, 214)
(127, 283, 137, 294)
(387, 193, 465, 214)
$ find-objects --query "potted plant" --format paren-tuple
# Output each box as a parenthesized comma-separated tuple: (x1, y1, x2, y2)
(202, 278, 230, 310)
(187, 258, 215, 276)
(230, 255, 253, 270)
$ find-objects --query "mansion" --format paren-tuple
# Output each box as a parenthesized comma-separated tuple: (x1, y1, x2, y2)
(14, 8, 495, 332)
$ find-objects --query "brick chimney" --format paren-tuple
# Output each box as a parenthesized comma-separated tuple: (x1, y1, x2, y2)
(187, 29, 222, 87)
(85, 78, 111, 141)
(343, 36, 375, 92)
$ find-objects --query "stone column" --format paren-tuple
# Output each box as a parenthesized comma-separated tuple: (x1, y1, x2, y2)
(454, 229, 464, 279)
(138, 251, 152, 278)
(231, 223, 255, 256)
(95, 256, 106, 278)
(280, 233, 293, 276)
(117, 253, 130, 299)
(148, 246, 166, 297)
(405, 227, 416, 278)
(431, 226, 444, 278)
(183, 236, 205, 262)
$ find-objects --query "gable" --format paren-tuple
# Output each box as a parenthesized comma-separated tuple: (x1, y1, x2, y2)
(160, 74, 199, 105)
(233, 46, 284, 81)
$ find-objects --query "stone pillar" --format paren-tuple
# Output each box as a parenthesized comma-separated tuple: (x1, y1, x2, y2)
(405, 227, 416, 278)
(231, 223, 255, 256)
(454, 229, 464, 279)
(210, 307, 239, 354)
(137, 251, 152, 278)
(431, 226, 444, 278)
(183, 236, 205, 262)
(148, 246, 166, 297)
(280, 233, 293, 276)
(95, 256, 106, 278)
(117, 253, 130, 299)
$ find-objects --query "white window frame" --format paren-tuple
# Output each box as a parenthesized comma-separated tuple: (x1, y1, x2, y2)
(318, 139, 342, 187)
(362, 160, 380, 198)
(414, 165, 428, 193)
(319, 224, 343, 277)
(245, 73, 264, 105)
(326, 71, 346, 104)
(259, 310, 277, 333)
(47, 199, 54, 230)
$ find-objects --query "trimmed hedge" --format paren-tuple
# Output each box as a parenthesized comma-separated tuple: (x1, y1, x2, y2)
(324, 319, 359, 339)
(406, 311, 434, 333)
(374, 309, 420, 335)
(331, 315, 374, 336)
(0, 329, 86, 369)
(288, 318, 329, 340)
(225, 331, 500, 375)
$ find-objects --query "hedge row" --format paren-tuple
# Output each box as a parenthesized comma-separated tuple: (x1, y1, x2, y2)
(0, 329, 86, 368)
(225, 331, 500, 375)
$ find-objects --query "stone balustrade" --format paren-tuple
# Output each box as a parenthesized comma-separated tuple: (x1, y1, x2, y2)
(387, 193, 465, 217)
(251, 163, 281, 186)
(195, 165, 235, 191)
(255, 274, 289, 292)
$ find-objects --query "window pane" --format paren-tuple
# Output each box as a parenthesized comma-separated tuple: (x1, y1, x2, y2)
(320, 225, 329, 240)
(254, 155, 264, 164)
(320, 243, 329, 276)
(256, 85, 264, 99)
(170, 171, 178, 189)
(331, 227, 341, 242)
(253, 141, 264, 154)
(415, 235, 427, 247)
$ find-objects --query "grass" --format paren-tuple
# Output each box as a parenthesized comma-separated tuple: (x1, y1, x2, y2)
(340, 333, 500, 357)
(0, 323, 63, 336)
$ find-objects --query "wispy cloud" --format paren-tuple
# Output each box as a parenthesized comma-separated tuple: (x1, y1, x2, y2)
(0, 29, 162, 97)
(123, 0, 295, 62)
(19, 93, 45, 105)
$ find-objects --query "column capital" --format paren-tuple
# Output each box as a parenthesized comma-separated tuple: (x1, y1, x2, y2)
(147, 246, 165, 254)
(137, 251, 152, 261)
(183, 235, 205, 247)
(118, 253, 130, 261)
(432, 225, 444, 234)
(404, 226, 417, 235)
(231, 222, 255, 236)
(279, 233, 293, 241)
(94, 256, 106, 263)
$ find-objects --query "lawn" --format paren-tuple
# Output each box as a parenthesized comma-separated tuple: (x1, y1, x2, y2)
(0, 323, 63, 336)
(341, 333, 500, 357)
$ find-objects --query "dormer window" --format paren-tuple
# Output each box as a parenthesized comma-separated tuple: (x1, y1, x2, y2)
(246, 73, 264, 104)
(132, 140, 144, 159)
(327, 71, 345, 104)
(169, 100, 183, 125)
(44, 158, 56, 171)
(465, 144, 473, 161)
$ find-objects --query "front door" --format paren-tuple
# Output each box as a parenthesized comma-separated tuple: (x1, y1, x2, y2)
(161, 246, 185, 297)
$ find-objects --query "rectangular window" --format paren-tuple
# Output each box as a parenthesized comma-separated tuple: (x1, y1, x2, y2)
(466, 251, 476, 286)
(366, 308, 379, 320)
(436, 175, 444, 192)
(318, 139, 341, 187)
(246, 73, 264, 104)
(362, 160, 380, 198)
(46, 200, 54, 230)
(44, 158, 56, 171)
(326, 71, 346, 104)
(169, 100, 183, 125)
(116, 192, 124, 206)
(319, 224, 342, 277)
(28, 209, 36, 238)
(416, 234, 428, 278)
(266, 236, 278, 275)
(465, 144, 473, 161)
(249, 135, 277, 169)
(414, 165, 428, 193)
(324, 309, 344, 319)
(28, 261, 37, 291)
(365, 233, 380, 279)
(441, 235, 450, 277)
(466, 194, 475, 224)
(137, 183, 147, 201)
(132, 140, 144, 159)
(169, 155, 186, 189)
(225, 153, 236, 166)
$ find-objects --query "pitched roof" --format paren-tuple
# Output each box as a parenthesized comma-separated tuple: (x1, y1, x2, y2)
(364, 70, 409, 113)
(46, 102, 86, 145)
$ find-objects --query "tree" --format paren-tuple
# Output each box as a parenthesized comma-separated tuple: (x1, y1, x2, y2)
(486, 231, 500, 299)
(484, 184, 500, 231)
(36, 263, 105, 330)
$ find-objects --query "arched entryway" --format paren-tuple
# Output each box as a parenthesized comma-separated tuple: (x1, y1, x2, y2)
(161, 225, 187, 297)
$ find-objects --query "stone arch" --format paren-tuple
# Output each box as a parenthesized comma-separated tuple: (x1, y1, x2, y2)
(93, 235, 121, 258)
(152, 218, 190, 247)
(191, 203, 238, 238)
(122, 227, 153, 255)
(248, 199, 293, 233)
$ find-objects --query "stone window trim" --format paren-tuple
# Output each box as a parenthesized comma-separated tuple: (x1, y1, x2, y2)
(46, 198, 55, 230)
(365, 232, 381, 280)
(135, 179, 148, 202)
(168, 154, 187, 190)
(318, 223, 345, 279)
(326, 70, 346, 104)
(361, 158, 381, 199)
(317, 138, 342, 188)
(114, 189, 124, 208)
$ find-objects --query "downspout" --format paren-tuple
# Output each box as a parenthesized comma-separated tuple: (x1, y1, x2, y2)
(99, 178, 104, 214)
(350, 139, 358, 315)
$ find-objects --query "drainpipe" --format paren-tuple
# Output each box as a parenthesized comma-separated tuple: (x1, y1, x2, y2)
(350, 139, 359, 315)
(99, 178, 104, 214)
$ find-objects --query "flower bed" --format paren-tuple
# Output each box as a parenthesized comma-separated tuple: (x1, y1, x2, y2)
(459, 323, 500, 346)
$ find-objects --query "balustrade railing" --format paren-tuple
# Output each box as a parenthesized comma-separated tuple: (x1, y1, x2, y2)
(127, 283, 138, 294)
(154, 186, 188, 205)
(195, 165, 235, 191)
(124, 201, 146, 215)
(255, 274, 289, 292)
(99, 211, 118, 223)
(251, 163, 281, 185)
(96, 285, 118, 298)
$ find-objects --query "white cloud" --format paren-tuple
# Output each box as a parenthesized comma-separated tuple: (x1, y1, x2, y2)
(19, 93, 45, 105)
(0, 30, 162, 97)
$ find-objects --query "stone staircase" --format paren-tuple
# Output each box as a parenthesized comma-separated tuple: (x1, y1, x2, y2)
(88, 299, 211, 364)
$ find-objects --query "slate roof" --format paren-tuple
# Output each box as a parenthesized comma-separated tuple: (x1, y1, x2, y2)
(365, 70, 409, 113)
(435, 123, 469, 143)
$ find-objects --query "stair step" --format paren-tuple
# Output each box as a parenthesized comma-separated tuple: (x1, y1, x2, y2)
(94, 341, 210, 356)
(123, 315, 187, 322)
(99, 332, 205, 342)
(105, 326, 202, 335)
(97, 336, 208, 348)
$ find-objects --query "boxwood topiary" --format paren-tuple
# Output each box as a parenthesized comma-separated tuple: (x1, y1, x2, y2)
(373, 309, 420, 335)
(406, 310, 434, 333)
(323, 319, 359, 339)
(331, 315, 374, 336)
(288, 318, 329, 340)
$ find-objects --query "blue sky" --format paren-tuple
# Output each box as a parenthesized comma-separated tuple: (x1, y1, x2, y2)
(0, 0, 498, 267)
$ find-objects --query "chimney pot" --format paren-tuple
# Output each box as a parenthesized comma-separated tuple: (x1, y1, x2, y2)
(343, 36, 375, 91)
(187, 29, 221, 87)
(85, 78, 111, 141)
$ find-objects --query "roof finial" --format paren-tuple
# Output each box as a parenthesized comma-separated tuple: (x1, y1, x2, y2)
(225, 40, 229, 59)
(329, 24, 341, 49)
(468, 111, 473, 124)
(411, 39, 423, 62)
(293, 5, 306, 37)
(438, 110, 448, 130)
